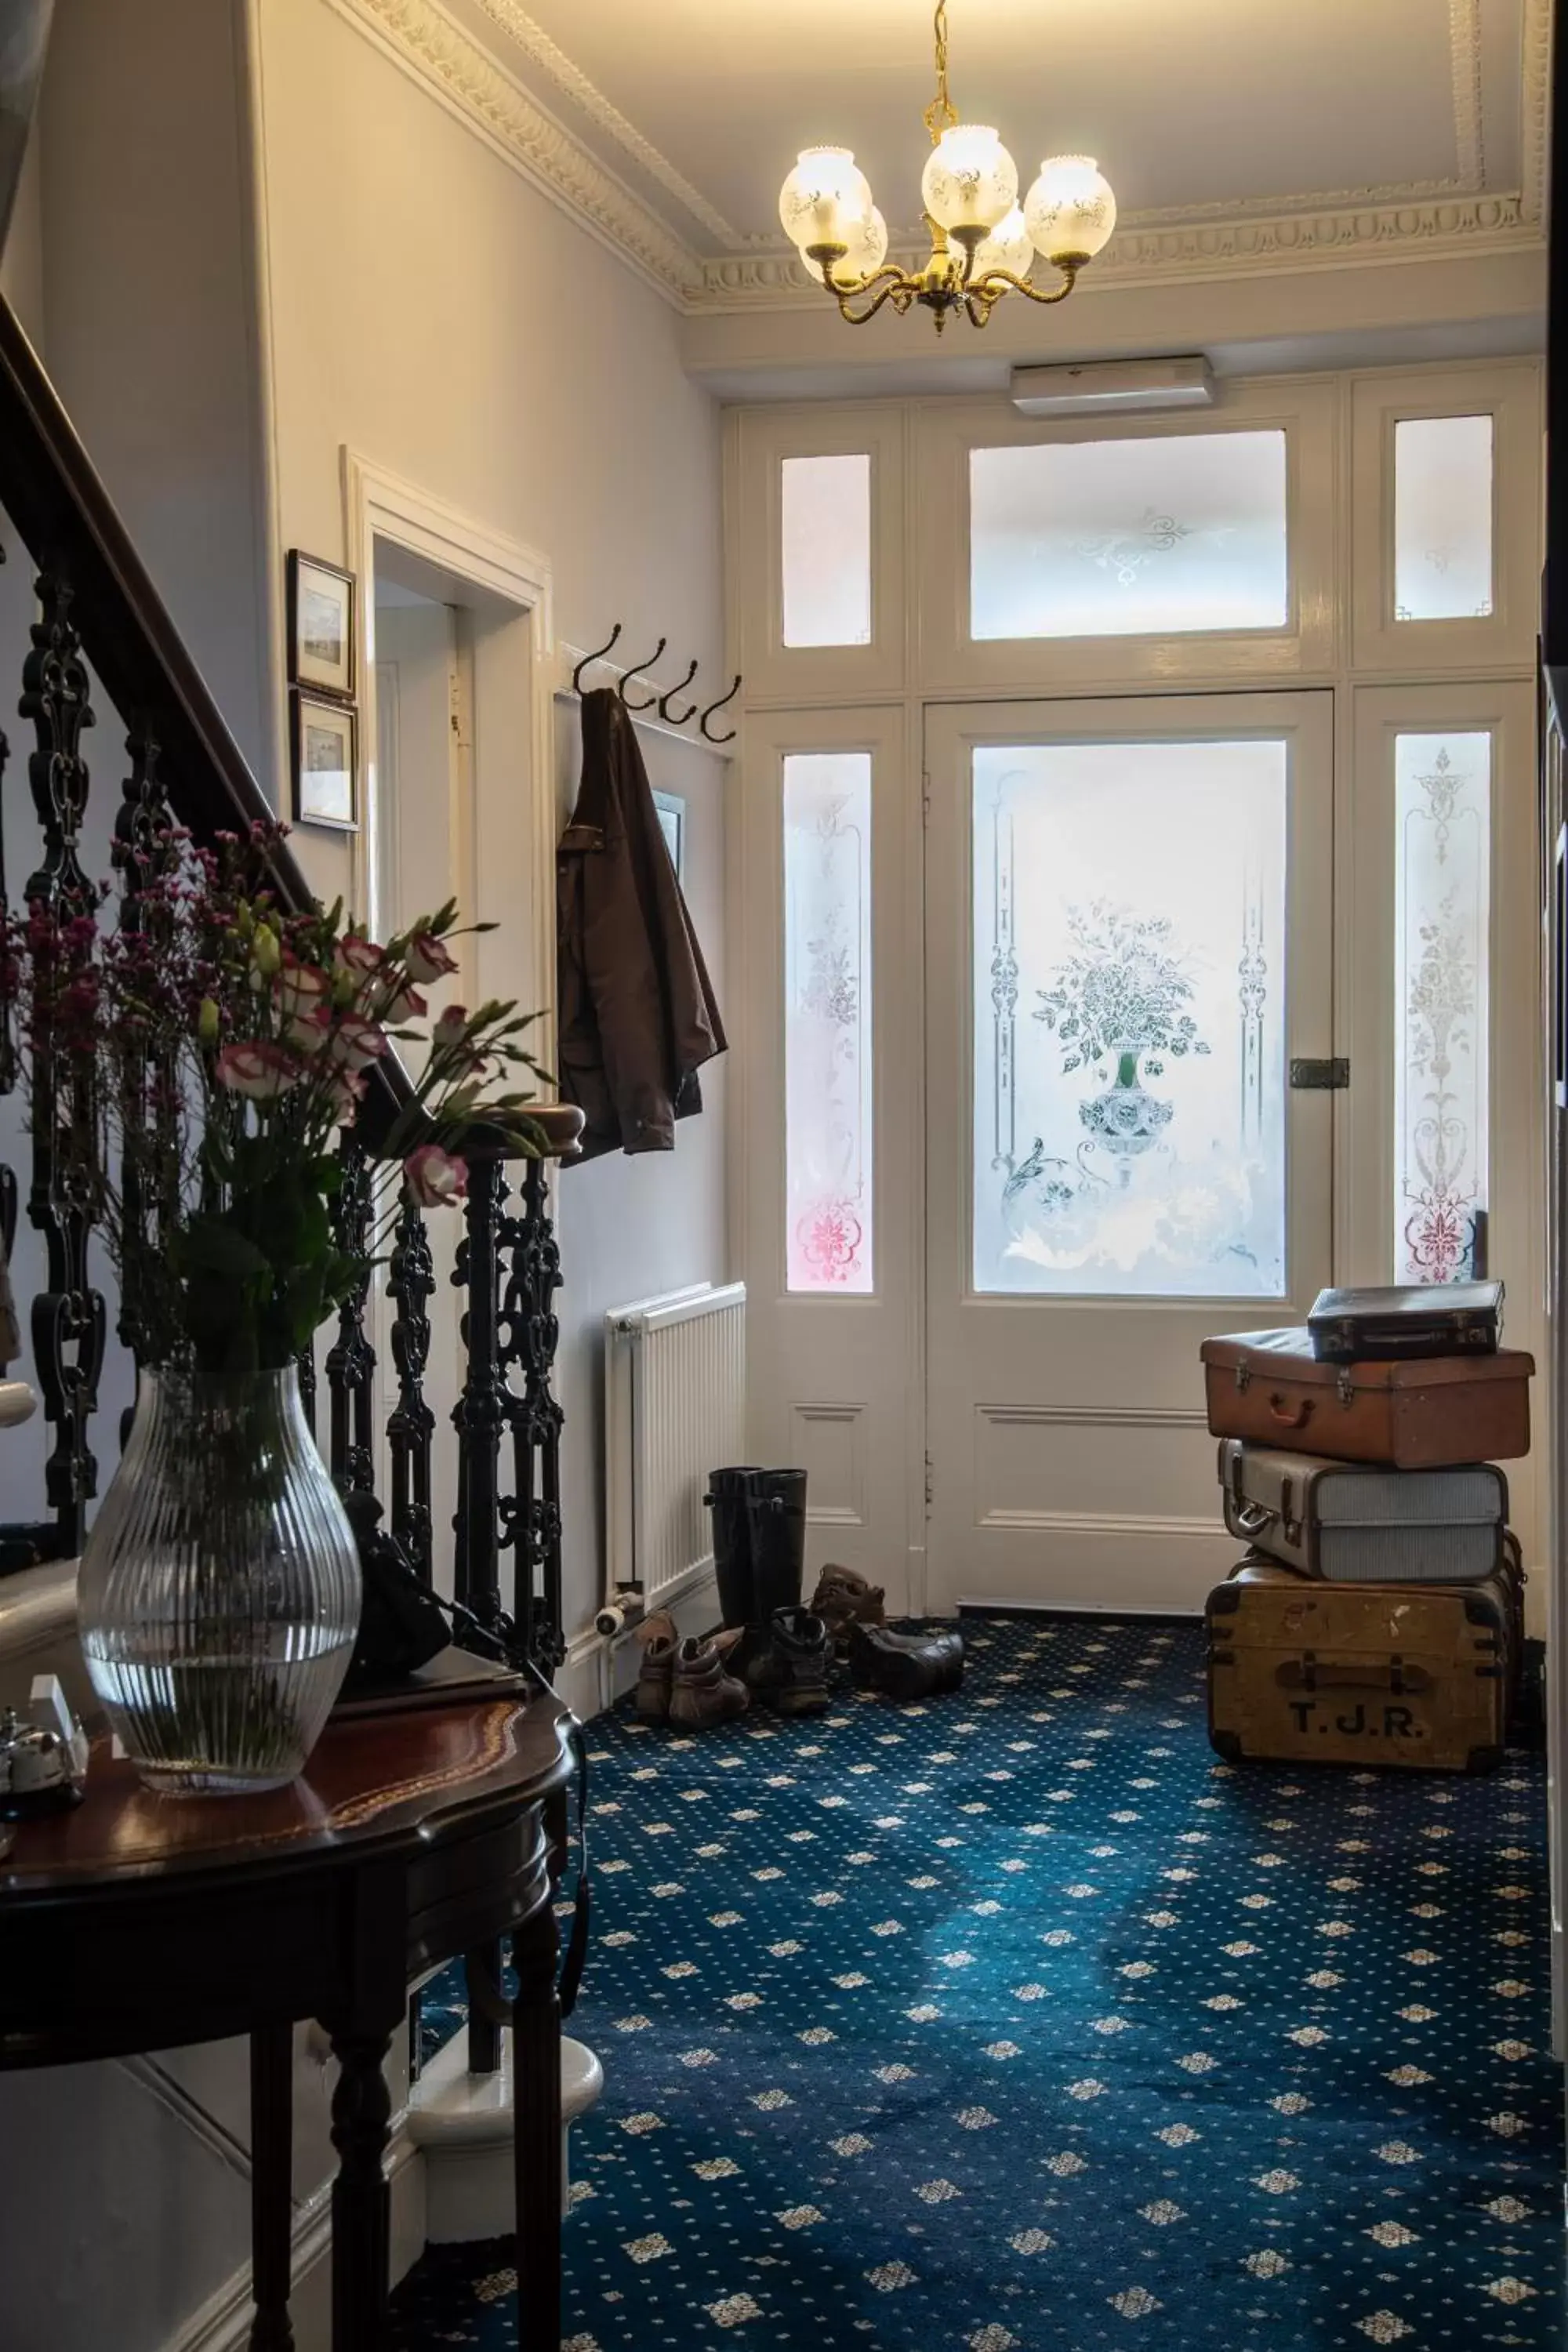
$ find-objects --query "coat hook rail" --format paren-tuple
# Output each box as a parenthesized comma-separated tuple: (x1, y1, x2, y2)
(563, 632, 743, 750)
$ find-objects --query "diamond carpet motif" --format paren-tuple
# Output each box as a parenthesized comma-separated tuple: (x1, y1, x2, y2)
(390, 1616, 1563, 2349)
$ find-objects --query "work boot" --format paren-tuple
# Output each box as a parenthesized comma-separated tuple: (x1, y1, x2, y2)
(750, 1606, 832, 1717)
(633, 1612, 678, 1721)
(706, 1466, 763, 1636)
(668, 1633, 750, 1729)
(811, 1562, 887, 1654)
(846, 1621, 966, 1702)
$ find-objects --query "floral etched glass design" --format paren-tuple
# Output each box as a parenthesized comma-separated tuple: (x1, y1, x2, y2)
(974, 739, 1288, 1296)
(969, 430, 1289, 639)
(782, 454, 872, 647)
(1394, 731, 1490, 1283)
(785, 752, 873, 1291)
(1394, 416, 1494, 622)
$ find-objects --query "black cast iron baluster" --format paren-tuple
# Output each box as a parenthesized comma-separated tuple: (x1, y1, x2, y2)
(387, 1196, 436, 1584)
(500, 1156, 565, 1677)
(111, 724, 173, 909)
(326, 1137, 376, 1495)
(20, 572, 106, 1554)
(111, 726, 176, 1421)
(296, 1344, 318, 1443)
(452, 1146, 508, 1641)
(495, 1195, 533, 1666)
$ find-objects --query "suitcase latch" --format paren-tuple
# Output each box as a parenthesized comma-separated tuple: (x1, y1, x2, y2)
(1334, 1367, 1355, 1408)
(1233, 1363, 1252, 1394)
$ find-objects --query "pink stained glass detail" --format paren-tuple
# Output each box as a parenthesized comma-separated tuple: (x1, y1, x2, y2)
(784, 752, 873, 1294)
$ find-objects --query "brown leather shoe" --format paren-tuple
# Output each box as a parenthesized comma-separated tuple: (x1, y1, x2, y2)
(847, 1620, 965, 1700)
(668, 1634, 750, 1729)
(811, 1563, 886, 1653)
(634, 1613, 678, 1721)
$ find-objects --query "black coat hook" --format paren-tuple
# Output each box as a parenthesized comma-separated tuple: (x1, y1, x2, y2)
(699, 673, 742, 744)
(619, 637, 667, 713)
(657, 657, 701, 726)
(572, 624, 622, 695)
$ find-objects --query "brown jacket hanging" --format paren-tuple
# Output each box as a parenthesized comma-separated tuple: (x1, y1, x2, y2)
(556, 687, 726, 1160)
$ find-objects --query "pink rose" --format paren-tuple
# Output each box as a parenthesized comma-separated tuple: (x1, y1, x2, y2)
(336, 937, 385, 993)
(327, 1066, 368, 1124)
(407, 929, 459, 985)
(276, 956, 330, 1022)
(404, 1143, 469, 1208)
(431, 1005, 470, 1049)
(286, 1004, 333, 1057)
(327, 1014, 388, 1072)
(374, 978, 428, 1025)
(215, 1041, 300, 1100)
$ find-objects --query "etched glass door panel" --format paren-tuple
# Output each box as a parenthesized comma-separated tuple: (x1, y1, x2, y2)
(1393, 416, 1494, 622)
(784, 750, 873, 1292)
(1394, 731, 1490, 1282)
(969, 430, 1289, 640)
(973, 738, 1288, 1297)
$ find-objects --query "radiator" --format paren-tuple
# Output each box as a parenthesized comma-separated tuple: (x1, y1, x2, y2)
(604, 1283, 747, 1613)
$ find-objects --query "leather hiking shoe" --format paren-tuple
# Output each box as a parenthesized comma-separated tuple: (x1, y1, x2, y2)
(749, 1606, 832, 1717)
(633, 1613, 678, 1721)
(668, 1634, 750, 1729)
(811, 1563, 887, 1653)
(847, 1621, 965, 1702)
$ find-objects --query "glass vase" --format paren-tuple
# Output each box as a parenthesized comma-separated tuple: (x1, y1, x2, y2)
(78, 1364, 362, 1796)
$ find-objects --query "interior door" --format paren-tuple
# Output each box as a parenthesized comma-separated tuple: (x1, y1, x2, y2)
(924, 692, 1335, 1613)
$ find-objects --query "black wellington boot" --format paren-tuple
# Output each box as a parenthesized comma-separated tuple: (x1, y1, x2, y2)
(742, 1469, 808, 1691)
(705, 1467, 763, 1637)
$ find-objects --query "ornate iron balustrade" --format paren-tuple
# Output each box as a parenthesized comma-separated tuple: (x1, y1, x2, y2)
(0, 286, 566, 1672)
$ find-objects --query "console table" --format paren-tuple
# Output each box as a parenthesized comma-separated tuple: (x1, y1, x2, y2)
(0, 1693, 575, 2350)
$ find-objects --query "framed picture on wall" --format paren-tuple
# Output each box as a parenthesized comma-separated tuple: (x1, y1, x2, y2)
(287, 550, 357, 700)
(653, 789, 685, 880)
(291, 690, 359, 831)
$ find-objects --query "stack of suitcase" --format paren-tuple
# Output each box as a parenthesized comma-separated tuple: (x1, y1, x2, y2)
(1199, 1283, 1534, 1776)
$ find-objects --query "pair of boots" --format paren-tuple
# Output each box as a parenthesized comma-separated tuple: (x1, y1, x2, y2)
(708, 1466, 831, 1717)
(635, 1616, 750, 1729)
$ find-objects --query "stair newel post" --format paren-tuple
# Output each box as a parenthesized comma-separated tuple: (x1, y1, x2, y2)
(387, 1195, 436, 1583)
(325, 1135, 376, 1494)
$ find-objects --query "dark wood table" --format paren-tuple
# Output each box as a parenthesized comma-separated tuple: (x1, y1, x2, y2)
(0, 1693, 576, 2350)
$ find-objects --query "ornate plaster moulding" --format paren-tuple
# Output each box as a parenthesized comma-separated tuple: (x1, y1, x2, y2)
(699, 194, 1538, 314)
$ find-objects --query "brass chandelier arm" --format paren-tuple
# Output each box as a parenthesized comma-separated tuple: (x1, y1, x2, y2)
(832, 269, 920, 327)
(964, 260, 1081, 327)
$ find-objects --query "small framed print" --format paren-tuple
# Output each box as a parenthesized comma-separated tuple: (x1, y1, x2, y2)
(652, 789, 685, 880)
(288, 550, 356, 700)
(292, 691, 358, 831)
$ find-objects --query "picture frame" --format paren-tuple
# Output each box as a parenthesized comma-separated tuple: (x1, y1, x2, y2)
(287, 550, 357, 701)
(291, 690, 359, 832)
(652, 789, 685, 881)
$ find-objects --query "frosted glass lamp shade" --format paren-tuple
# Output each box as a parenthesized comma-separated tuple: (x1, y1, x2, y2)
(1024, 154, 1117, 263)
(779, 147, 874, 251)
(920, 125, 1018, 234)
(804, 206, 889, 285)
(969, 206, 1033, 281)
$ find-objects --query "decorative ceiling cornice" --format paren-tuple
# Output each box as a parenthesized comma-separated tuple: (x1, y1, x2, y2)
(322, 0, 702, 300)
(320, 0, 1547, 321)
(698, 194, 1537, 314)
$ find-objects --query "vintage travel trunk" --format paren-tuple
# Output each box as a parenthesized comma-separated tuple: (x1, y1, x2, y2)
(1217, 1439, 1508, 1582)
(1200, 1327, 1533, 1466)
(1306, 1281, 1503, 1363)
(1206, 1556, 1521, 1774)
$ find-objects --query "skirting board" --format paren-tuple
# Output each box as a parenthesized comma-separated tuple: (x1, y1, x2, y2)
(558, 1564, 719, 1721)
(164, 2125, 424, 2352)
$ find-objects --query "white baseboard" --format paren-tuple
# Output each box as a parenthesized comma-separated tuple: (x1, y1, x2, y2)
(165, 2125, 425, 2352)
(557, 1566, 720, 1721)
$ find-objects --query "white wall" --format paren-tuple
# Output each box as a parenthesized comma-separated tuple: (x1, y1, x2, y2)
(256, 0, 728, 1650)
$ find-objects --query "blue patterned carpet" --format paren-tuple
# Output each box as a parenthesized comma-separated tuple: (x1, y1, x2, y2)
(390, 1616, 1563, 2350)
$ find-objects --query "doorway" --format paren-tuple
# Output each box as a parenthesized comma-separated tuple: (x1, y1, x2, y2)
(924, 693, 1335, 1613)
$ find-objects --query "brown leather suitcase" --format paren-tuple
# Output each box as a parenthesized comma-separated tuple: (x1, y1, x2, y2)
(1207, 1554, 1521, 1774)
(1200, 1327, 1533, 1466)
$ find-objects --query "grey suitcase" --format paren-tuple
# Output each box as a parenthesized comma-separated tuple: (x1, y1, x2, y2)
(1218, 1438, 1508, 1583)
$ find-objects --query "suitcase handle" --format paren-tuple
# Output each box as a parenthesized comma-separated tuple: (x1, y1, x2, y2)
(1265, 1392, 1316, 1430)
(1276, 1657, 1432, 1697)
(1232, 1500, 1277, 1537)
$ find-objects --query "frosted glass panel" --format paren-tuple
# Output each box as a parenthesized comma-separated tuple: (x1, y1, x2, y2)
(1394, 416, 1494, 622)
(974, 739, 1288, 1296)
(970, 431, 1289, 640)
(1395, 732, 1490, 1283)
(782, 454, 872, 647)
(785, 753, 873, 1292)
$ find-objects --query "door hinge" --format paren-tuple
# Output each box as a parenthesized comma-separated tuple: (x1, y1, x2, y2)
(1289, 1057, 1350, 1091)
(922, 770, 931, 824)
(924, 1451, 934, 1515)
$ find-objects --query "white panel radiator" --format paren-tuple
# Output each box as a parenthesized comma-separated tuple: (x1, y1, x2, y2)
(604, 1283, 747, 1613)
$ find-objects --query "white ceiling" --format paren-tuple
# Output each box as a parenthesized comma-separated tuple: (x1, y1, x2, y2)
(437, 0, 1536, 260)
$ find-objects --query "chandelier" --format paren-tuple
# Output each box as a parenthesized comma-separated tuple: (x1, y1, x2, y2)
(777, 0, 1116, 333)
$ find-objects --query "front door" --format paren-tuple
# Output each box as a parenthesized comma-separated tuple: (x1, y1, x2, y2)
(924, 692, 1336, 1613)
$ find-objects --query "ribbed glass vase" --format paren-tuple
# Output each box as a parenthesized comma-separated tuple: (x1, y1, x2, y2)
(78, 1364, 362, 1795)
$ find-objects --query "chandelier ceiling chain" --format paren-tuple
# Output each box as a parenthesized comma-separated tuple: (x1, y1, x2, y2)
(778, 0, 1116, 333)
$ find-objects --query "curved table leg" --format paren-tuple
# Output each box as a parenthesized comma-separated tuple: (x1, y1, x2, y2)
(511, 1889, 562, 2352)
(250, 2022, 296, 2351)
(328, 2025, 394, 2349)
